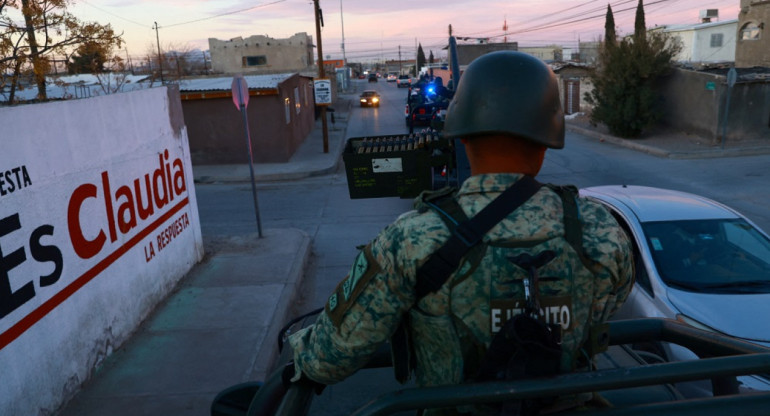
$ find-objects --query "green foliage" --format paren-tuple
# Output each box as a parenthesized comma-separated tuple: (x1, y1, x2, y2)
(634, 0, 647, 40)
(68, 41, 110, 74)
(586, 2, 680, 138)
(604, 5, 616, 46)
(417, 43, 426, 73)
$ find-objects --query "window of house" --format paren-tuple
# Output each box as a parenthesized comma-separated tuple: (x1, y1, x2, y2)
(741, 22, 761, 40)
(242, 55, 267, 66)
(710, 33, 724, 47)
(294, 88, 301, 115)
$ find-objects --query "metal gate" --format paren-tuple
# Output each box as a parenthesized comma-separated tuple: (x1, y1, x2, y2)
(563, 79, 580, 115)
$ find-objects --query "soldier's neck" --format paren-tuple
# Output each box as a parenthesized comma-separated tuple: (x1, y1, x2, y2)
(463, 137, 545, 177)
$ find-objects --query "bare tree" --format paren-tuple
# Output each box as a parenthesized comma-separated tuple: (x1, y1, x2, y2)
(0, 0, 122, 103)
(143, 41, 209, 84)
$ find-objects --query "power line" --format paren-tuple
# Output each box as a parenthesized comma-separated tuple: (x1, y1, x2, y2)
(459, 0, 677, 43)
(455, 0, 636, 40)
(159, 0, 288, 29)
(79, 0, 151, 28)
(460, 0, 605, 38)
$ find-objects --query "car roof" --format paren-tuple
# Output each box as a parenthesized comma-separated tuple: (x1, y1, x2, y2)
(361, 90, 378, 95)
(580, 185, 740, 223)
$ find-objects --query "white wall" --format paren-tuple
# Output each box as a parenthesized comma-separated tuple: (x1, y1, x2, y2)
(0, 86, 204, 416)
(693, 24, 737, 62)
(668, 22, 738, 63)
(672, 30, 697, 62)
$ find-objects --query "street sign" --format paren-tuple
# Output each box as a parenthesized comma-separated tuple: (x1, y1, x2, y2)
(314, 78, 332, 105)
(230, 75, 262, 237)
(727, 67, 738, 88)
(231, 76, 249, 110)
(721, 68, 738, 150)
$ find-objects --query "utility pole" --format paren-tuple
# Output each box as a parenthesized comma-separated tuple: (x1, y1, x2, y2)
(313, 0, 329, 153)
(340, 0, 347, 71)
(398, 46, 402, 74)
(154, 22, 164, 84)
(125, 49, 134, 74)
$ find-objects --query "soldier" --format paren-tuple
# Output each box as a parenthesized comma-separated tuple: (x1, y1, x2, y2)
(287, 51, 634, 415)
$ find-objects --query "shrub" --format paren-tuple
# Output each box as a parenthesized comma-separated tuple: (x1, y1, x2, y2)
(585, 3, 681, 138)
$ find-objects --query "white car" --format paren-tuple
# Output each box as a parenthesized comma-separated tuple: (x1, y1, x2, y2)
(581, 185, 770, 393)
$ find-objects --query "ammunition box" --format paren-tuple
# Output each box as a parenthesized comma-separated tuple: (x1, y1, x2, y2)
(343, 135, 433, 199)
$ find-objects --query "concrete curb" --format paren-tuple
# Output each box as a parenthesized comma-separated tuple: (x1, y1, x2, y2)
(249, 229, 313, 381)
(567, 124, 671, 158)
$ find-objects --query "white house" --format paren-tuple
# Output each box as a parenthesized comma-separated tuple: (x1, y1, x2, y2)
(656, 19, 739, 64)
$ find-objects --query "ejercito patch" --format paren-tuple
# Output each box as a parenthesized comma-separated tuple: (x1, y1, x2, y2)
(490, 296, 573, 333)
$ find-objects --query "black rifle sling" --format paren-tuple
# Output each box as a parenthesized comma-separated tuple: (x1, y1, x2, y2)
(415, 176, 543, 299)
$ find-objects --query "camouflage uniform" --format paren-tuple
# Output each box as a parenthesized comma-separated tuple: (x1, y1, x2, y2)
(288, 173, 633, 411)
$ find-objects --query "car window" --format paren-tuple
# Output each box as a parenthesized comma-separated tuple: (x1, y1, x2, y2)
(723, 221, 770, 260)
(642, 219, 770, 293)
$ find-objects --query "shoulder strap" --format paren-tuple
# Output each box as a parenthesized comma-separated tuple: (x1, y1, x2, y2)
(415, 176, 543, 300)
(424, 194, 468, 232)
(546, 185, 609, 365)
(546, 184, 599, 272)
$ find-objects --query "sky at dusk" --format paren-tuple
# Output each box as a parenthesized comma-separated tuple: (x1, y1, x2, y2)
(68, 0, 742, 62)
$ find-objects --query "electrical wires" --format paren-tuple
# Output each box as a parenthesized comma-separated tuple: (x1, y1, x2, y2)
(79, 0, 151, 28)
(159, 0, 288, 29)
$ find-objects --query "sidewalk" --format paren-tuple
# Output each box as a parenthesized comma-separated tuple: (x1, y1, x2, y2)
(57, 100, 769, 416)
(57, 98, 353, 416)
(566, 114, 770, 159)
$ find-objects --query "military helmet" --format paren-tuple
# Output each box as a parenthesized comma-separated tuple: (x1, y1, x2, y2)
(443, 51, 565, 149)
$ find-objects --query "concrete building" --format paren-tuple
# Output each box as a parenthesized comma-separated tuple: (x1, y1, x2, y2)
(208, 33, 314, 75)
(577, 41, 601, 65)
(448, 41, 519, 66)
(519, 45, 563, 62)
(656, 19, 738, 64)
(552, 63, 594, 115)
(179, 73, 315, 164)
(385, 59, 416, 75)
(736, 0, 770, 67)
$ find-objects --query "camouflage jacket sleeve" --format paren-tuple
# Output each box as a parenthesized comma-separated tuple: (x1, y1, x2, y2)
(578, 198, 635, 323)
(287, 210, 445, 385)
